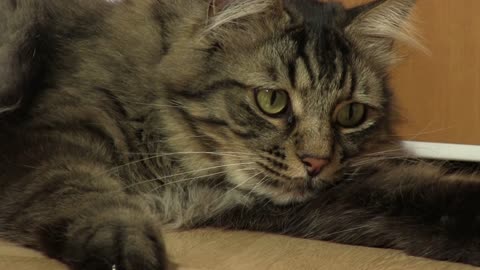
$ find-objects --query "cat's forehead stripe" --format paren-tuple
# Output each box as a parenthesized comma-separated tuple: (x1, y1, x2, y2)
(286, 0, 346, 32)
(284, 29, 353, 96)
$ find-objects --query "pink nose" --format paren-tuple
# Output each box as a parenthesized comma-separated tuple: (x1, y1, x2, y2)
(302, 157, 330, 177)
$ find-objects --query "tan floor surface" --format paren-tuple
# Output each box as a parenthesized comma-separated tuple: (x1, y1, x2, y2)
(0, 229, 477, 270)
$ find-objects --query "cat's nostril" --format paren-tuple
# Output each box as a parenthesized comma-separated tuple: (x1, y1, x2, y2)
(302, 157, 330, 177)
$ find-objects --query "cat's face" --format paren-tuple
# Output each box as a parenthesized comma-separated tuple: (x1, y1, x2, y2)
(215, 37, 391, 204)
(167, 0, 414, 204)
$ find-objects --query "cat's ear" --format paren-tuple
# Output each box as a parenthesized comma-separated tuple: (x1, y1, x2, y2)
(345, 0, 420, 68)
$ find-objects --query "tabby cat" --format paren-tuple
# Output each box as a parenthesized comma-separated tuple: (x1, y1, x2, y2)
(1, 0, 480, 269)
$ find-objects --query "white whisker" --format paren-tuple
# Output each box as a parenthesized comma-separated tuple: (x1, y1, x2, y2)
(121, 162, 256, 190)
(106, 151, 258, 174)
(226, 171, 263, 194)
(151, 167, 257, 193)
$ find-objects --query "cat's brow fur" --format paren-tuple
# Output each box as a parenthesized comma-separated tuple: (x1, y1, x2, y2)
(1, 0, 480, 269)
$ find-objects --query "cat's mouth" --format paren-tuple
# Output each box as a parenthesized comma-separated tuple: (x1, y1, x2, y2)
(223, 151, 342, 204)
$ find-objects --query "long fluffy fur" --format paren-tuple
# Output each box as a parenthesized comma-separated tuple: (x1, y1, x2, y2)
(346, 0, 426, 67)
(1, 1, 480, 270)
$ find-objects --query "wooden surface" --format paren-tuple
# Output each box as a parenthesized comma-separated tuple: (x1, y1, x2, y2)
(0, 229, 478, 270)
(341, 0, 480, 145)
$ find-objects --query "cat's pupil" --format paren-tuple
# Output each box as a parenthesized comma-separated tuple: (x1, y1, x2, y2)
(270, 91, 277, 106)
(348, 105, 354, 120)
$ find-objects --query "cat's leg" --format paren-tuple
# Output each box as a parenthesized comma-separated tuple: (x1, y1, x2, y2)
(210, 161, 480, 266)
(0, 165, 167, 270)
(0, 128, 167, 270)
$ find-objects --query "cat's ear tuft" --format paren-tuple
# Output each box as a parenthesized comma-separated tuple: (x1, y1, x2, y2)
(345, 0, 422, 68)
(205, 0, 281, 32)
(208, 0, 233, 17)
(208, 0, 282, 16)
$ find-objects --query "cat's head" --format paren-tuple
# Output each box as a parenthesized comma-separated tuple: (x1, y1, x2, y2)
(161, 0, 418, 204)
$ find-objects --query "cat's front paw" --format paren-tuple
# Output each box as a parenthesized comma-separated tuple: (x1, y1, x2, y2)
(53, 211, 167, 270)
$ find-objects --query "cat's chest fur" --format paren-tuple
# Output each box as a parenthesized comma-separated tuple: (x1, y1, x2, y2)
(116, 117, 255, 227)
(142, 184, 255, 228)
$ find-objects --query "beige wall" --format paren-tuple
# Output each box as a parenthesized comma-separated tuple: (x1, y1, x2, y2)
(340, 0, 480, 145)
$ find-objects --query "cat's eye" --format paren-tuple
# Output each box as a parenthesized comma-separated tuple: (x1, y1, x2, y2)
(255, 89, 289, 116)
(336, 102, 367, 128)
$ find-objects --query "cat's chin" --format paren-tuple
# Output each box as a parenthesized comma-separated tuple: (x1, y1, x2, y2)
(250, 184, 316, 205)
(225, 168, 318, 204)
(268, 190, 316, 205)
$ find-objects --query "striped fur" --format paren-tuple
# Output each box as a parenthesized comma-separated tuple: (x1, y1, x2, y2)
(1, 0, 480, 269)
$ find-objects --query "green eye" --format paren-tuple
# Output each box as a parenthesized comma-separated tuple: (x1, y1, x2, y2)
(255, 89, 289, 116)
(336, 102, 367, 128)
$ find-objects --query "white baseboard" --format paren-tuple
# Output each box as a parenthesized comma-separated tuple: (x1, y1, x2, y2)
(402, 141, 480, 162)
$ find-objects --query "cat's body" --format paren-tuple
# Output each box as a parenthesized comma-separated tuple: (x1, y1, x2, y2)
(1, 0, 480, 269)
